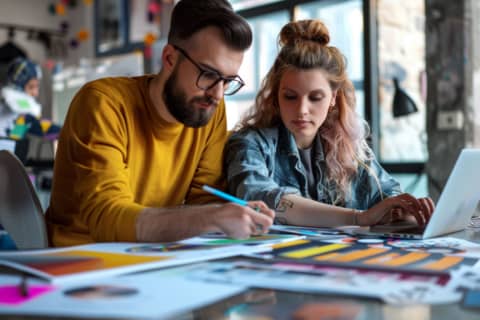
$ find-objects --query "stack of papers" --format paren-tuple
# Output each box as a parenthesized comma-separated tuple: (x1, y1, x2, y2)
(0, 234, 302, 284)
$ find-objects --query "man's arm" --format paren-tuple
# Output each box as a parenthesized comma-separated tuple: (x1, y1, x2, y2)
(55, 86, 273, 243)
(136, 202, 274, 242)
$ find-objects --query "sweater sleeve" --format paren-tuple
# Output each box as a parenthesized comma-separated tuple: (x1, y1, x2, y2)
(59, 85, 143, 242)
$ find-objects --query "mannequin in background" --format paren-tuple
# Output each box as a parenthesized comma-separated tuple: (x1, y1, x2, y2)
(7, 57, 41, 97)
(0, 57, 60, 140)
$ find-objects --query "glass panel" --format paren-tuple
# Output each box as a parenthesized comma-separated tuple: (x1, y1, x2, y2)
(295, 1, 364, 82)
(225, 10, 289, 130)
(295, 0, 364, 119)
(97, 0, 126, 53)
(225, 100, 254, 130)
(377, 0, 427, 162)
(391, 173, 428, 197)
(229, 0, 282, 11)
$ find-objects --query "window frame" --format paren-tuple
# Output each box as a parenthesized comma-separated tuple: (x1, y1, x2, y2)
(94, 0, 144, 57)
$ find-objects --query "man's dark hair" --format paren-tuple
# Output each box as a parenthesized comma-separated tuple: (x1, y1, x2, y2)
(168, 0, 252, 51)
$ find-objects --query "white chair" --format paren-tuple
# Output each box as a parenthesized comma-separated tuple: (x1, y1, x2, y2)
(0, 150, 48, 249)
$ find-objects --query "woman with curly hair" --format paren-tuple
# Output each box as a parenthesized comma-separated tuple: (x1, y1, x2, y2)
(225, 19, 434, 227)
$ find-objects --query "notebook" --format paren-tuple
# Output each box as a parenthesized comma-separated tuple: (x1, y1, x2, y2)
(354, 148, 480, 239)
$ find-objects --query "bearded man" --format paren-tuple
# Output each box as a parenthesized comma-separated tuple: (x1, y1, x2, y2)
(46, 0, 274, 246)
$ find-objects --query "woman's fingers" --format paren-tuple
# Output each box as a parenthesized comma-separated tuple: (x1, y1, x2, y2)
(388, 194, 427, 226)
(390, 208, 403, 222)
(393, 194, 437, 226)
(418, 197, 435, 223)
(421, 197, 435, 215)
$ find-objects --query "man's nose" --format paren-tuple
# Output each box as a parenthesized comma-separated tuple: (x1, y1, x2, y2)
(205, 81, 224, 101)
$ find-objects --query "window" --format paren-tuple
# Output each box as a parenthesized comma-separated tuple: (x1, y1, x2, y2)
(227, 0, 428, 196)
(96, 0, 127, 54)
(95, 0, 162, 57)
(295, 0, 364, 118)
(377, 0, 427, 195)
(225, 10, 289, 129)
(377, 0, 427, 163)
(225, 0, 364, 129)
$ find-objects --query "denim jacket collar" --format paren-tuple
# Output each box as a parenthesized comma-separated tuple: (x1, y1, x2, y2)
(278, 124, 325, 162)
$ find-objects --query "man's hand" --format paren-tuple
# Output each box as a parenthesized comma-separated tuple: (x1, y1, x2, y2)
(213, 201, 274, 239)
(136, 201, 274, 242)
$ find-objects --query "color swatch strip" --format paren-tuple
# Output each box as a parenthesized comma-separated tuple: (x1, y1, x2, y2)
(329, 247, 389, 262)
(420, 256, 464, 271)
(380, 252, 430, 267)
(281, 243, 349, 259)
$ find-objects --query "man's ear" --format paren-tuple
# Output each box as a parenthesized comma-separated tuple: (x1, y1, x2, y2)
(161, 44, 177, 71)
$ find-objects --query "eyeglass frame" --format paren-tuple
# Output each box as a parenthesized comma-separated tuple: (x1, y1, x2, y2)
(171, 44, 245, 96)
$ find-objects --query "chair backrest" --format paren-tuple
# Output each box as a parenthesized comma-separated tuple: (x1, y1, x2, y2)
(0, 150, 48, 249)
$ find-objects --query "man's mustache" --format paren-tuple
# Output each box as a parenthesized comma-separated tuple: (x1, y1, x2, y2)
(192, 96, 218, 107)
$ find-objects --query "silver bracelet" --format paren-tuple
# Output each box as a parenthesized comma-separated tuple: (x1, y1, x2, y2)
(352, 209, 358, 225)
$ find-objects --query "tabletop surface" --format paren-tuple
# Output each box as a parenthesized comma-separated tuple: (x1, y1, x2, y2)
(4, 228, 480, 320)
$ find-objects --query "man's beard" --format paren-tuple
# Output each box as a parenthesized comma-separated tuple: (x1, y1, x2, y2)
(163, 69, 218, 128)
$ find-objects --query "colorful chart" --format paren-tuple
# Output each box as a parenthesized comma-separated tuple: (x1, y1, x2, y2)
(263, 239, 478, 275)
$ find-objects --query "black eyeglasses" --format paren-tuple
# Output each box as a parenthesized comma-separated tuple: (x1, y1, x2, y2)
(172, 45, 245, 96)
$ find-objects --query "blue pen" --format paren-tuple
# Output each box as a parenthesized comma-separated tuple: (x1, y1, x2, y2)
(202, 185, 248, 206)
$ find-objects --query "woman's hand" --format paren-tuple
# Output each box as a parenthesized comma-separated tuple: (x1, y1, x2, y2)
(356, 194, 435, 227)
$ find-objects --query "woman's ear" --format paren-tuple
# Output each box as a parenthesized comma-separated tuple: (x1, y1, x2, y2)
(330, 90, 338, 107)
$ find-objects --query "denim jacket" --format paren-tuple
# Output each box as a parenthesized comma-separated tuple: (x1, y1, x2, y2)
(225, 125, 401, 210)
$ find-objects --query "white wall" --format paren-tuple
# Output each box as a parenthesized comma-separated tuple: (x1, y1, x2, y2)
(62, 1, 94, 66)
(0, 0, 94, 64)
(0, 0, 94, 116)
(0, 0, 59, 62)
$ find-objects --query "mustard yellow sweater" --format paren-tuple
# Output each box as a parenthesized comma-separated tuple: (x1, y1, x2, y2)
(46, 76, 227, 246)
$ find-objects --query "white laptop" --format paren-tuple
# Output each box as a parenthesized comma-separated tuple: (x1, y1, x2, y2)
(354, 148, 480, 239)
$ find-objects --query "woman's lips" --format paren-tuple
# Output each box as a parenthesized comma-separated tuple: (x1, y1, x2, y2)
(292, 120, 311, 128)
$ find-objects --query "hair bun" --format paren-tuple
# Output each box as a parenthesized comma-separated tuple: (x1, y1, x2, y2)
(279, 20, 330, 47)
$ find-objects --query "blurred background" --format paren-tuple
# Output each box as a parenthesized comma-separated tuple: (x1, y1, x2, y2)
(0, 0, 479, 209)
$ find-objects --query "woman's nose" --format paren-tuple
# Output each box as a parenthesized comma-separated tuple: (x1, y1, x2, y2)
(297, 98, 310, 115)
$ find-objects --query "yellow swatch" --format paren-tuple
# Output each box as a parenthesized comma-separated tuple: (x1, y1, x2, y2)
(330, 247, 389, 262)
(281, 243, 349, 259)
(313, 252, 341, 261)
(420, 256, 464, 271)
(363, 252, 400, 265)
(381, 252, 430, 266)
(271, 239, 310, 249)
